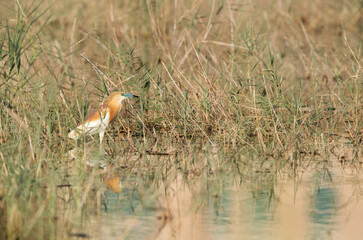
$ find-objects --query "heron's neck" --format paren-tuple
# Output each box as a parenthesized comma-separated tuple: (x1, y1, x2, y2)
(105, 102, 122, 123)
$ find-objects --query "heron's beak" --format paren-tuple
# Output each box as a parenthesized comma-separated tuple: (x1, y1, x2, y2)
(132, 95, 139, 98)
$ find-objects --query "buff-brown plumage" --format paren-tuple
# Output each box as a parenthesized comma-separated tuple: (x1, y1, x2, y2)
(68, 92, 138, 143)
(84, 92, 122, 124)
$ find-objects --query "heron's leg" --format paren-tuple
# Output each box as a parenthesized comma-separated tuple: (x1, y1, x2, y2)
(99, 131, 105, 144)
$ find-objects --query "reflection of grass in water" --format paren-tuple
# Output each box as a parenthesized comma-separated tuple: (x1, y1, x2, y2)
(250, 188, 276, 222)
(307, 166, 337, 239)
(0, 0, 361, 239)
(310, 187, 336, 225)
(102, 188, 140, 215)
(308, 187, 337, 240)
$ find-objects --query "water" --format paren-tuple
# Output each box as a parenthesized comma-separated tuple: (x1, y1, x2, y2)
(82, 160, 363, 240)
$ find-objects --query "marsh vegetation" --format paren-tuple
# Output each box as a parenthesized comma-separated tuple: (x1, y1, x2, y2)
(0, 0, 362, 239)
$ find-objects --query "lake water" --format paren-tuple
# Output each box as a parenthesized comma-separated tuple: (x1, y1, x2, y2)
(81, 156, 363, 240)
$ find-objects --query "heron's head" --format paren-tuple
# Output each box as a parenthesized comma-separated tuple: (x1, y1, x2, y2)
(106, 92, 139, 106)
(122, 93, 139, 98)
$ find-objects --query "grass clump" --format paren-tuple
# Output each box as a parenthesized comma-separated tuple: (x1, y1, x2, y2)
(0, 0, 362, 239)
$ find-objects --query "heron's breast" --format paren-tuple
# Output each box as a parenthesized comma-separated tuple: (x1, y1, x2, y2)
(82, 107, 109, 125)
(107, 104, 122, 123)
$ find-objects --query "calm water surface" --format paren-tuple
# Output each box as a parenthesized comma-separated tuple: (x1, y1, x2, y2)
(83, 159, 363, 240)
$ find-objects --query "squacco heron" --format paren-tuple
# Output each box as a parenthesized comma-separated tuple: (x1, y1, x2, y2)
(68, 92, 138, 143)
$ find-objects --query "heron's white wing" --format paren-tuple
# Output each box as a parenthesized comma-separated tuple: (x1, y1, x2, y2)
(68, 109, 110, 139)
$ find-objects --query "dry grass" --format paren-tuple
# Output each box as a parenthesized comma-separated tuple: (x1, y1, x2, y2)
(0, 0, 362, 239)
